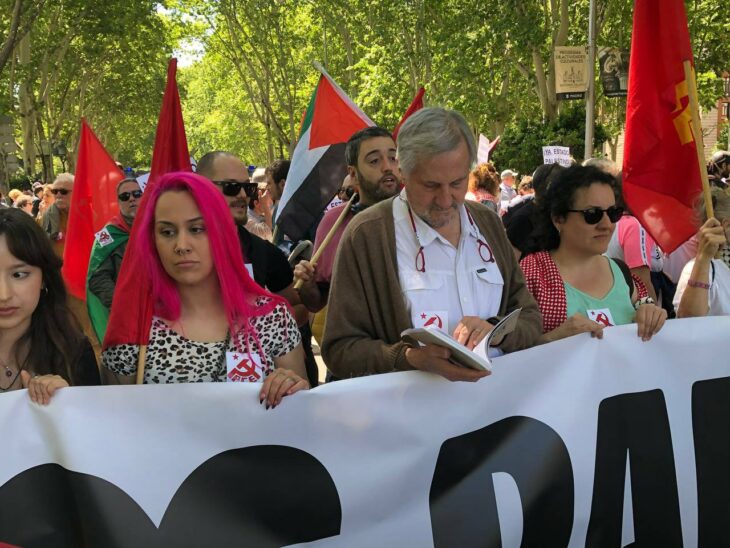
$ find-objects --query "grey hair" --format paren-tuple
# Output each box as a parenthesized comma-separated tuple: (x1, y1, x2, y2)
(52, 172, 74, 186)
(697, 187, 730, 223)
(582, 157, 620, 176)
(397, 107, 476, 177)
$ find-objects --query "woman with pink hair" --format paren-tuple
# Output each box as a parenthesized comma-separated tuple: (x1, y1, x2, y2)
(102, 172, 308, 408)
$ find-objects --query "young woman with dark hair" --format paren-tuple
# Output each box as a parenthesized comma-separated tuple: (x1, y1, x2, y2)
(0, 209, 99, 403)
(102, 172, 308, 408)
(519, 165, 667, 343)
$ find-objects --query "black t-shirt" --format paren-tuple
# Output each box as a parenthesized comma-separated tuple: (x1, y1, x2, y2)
(74, 337, 101, 386)
(237, 225, 293, 292)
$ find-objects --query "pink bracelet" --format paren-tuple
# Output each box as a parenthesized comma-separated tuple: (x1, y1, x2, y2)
(687, 279, 711, 290)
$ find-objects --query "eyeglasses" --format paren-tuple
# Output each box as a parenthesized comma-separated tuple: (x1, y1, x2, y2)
(50, 188, 71, 196)
(338, 187, 355, 199)
(211, 180, 257, 198)
(118, 190, 143, 202)
(567, 206, 624, 225)
(405, 201, 494, 273)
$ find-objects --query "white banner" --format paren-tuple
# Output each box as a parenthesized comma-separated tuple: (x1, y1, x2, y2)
(543, 145, 572, 167)
(1, 317, 728, 547)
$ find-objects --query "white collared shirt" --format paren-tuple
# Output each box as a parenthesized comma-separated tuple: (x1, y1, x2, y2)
(393, 190, 504, 337)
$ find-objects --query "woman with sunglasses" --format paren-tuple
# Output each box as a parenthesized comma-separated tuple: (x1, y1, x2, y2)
(102, 172, 308, 408)
(520, 165, 667, 343)
(0, 208, 99, 404)
(87, 178, 143, 342)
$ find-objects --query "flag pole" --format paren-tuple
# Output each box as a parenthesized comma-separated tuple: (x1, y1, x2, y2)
(135, 345, 147, 384)
(584, 0, 597, 159)
(293, 192, 358, 290)
(683, 60, 714, 219)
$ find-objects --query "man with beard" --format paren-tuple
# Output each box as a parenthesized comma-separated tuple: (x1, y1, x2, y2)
(293, 127, 400, 312)
(87, 177, 143, 342)
(322, 108, 541, 381)
(197, 151, 319, 386)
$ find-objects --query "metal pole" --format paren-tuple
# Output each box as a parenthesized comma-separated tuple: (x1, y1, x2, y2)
(584, 0, 597, 159)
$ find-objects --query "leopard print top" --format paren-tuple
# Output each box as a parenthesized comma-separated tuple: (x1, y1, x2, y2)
(102, 300, 300, 384)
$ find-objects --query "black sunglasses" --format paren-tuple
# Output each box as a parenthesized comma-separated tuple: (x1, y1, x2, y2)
(567, 206, 624, 225)
(118, 190, 143, 202)
(50, 188, 71, 196)
(338, 187, 355, 199)
(211, 180, 257, 198)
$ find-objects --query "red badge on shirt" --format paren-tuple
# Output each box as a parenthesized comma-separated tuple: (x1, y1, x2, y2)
(226, 351, 263, 383)
(587, 308, 615, 327)
(412, 310, 449, 334)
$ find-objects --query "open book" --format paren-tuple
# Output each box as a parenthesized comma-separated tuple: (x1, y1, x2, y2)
(400, 308, 522, 372)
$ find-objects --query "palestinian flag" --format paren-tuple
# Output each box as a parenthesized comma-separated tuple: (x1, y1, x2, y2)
(275, 68, 373, 242)
(86, 217, 130, 343)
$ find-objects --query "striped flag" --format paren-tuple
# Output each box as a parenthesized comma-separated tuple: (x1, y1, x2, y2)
(275, 68, 373, 241)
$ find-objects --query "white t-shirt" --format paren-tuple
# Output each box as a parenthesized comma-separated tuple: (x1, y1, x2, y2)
(673, 258, 730, 316)
(663, 236, 698, 284)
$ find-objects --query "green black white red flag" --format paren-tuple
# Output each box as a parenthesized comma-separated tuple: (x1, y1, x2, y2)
(274, 68, 373, 241)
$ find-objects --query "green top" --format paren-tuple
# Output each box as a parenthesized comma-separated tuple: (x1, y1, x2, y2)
(565, 258, 635, 327)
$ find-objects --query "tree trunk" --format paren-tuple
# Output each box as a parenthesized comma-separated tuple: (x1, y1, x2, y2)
(0, 0, 24, 76)
(18, 32, 35, 177)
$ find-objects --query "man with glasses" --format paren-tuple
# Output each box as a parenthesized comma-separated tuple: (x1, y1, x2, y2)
(86, 178, 143, 342)
(197, 151, 319, 386)
(41, 172, 75, 256)
(322, 108, 541, 381)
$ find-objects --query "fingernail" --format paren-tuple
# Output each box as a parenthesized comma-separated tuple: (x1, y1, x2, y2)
(259, 396, 264, 404)
(265, 404, 270, 410)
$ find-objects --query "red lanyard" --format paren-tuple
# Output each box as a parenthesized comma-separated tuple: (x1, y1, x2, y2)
(405, 203, 494, 273)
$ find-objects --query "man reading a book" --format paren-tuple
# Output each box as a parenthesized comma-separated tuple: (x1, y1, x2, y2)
(322, 108, 541, 381)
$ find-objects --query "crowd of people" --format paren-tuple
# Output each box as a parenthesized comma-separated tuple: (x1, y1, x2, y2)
(0, 107, 728, 406)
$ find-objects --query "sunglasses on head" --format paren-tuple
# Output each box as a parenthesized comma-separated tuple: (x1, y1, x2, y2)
(567, 206, 624, 224)
(211, 180, 257, 198)
(118, 190, 143, 202)
(50, 188, 71, 196)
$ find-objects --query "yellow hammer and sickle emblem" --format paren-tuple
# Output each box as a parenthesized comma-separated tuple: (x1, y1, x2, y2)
(672, 80, 694, 145)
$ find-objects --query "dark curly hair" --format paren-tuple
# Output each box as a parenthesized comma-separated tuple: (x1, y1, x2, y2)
(0, 209, 87, 381)
(528, 165, 618, 252)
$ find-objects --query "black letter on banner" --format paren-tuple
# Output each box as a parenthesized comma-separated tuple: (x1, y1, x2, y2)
(693, 377, 730, 545)
(159, 445, 342, 546)
(429, 416, 574, 547)
(0, 447, 342, 547)
(586, 389, 682, 547)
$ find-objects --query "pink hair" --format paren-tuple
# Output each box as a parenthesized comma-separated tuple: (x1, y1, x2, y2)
(136, 171, 286, 349)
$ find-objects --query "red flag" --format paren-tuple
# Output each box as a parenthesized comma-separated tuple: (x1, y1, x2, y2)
(104, 58, 191, 350)
(149, 58, 191, 185)
(393, 87, 425, 140)
(61, 119, 124, 300)
(622, 0, 701, 253)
